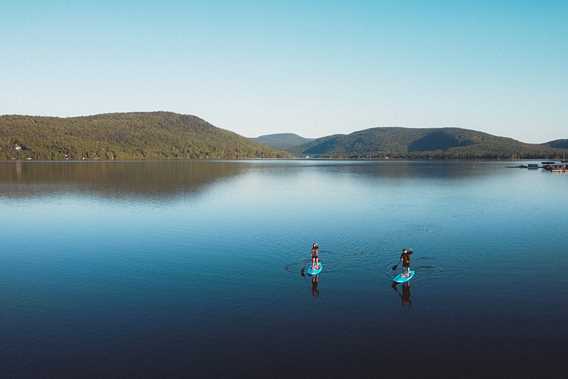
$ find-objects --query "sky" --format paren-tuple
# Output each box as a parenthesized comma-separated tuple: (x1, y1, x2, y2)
(1, 0, 566, 142)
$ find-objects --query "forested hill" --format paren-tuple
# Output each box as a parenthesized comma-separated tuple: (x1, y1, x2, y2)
(290, 127, 567, 159)
(253, 133, 314, 150)
(0, 112, 289, 160)
(544, 139, 568, 149)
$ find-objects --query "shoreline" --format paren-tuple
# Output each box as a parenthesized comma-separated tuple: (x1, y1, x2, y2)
(0, 157, 562, 163)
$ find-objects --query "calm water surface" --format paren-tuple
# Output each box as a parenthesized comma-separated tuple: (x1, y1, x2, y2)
(0, 161, 567, 378)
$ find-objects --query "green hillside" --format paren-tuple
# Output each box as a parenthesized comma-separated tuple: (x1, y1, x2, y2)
(290, 127, 565, 159)
(0, 112, 289, 160)
(253, 133, 314, 150)
(545, 139, 568, 149)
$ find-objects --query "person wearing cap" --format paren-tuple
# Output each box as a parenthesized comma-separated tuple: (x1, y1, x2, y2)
(400, 248, 413, 277)
(311, 242, 320, 269)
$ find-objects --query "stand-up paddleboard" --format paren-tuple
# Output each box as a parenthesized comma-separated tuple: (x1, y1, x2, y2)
(392, 270, 415, 284)
(306, 262, 323, 276)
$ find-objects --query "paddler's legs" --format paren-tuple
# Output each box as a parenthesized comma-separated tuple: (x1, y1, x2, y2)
(402, 265, 409, 277)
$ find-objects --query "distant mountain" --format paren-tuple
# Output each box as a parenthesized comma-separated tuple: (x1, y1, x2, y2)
(0, 112, 289, 160)
(2, 114, 564, 161)
(253, 133, 314, 150)
(544, 139, 568, 149)
(290, 127, 566, 159)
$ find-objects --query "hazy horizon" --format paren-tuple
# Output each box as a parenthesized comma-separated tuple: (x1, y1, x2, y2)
(2, 1, 566, 143)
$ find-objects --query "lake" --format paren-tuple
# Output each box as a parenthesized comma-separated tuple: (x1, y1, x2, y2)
(0, 160, 566, 378)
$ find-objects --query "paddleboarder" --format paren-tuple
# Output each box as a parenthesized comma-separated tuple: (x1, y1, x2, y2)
(400, 248, 413, 277)
(311, 242, 320, 268)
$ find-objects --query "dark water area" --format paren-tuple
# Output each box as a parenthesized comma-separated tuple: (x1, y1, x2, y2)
(0, 160, 566, 378)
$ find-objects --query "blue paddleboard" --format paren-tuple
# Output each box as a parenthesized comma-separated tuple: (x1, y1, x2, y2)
(392, 270, 415, 283)
(306, 262, 323, 276)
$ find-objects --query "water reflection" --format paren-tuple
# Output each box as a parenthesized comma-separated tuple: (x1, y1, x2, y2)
(242, 160, 508, 181)
(392, 282, 412, 307)
(311, 275, 320, 298)
(0, 161, 248, 200)
(0, 160, 510, 200)
(300, 260, 321, 299)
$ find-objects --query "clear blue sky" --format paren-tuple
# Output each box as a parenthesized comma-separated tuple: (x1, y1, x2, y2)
(1, 0, 566, 142)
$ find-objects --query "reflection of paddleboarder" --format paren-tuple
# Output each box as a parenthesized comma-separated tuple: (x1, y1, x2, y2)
(392, 282, 412, 307)
(401, 283, 411, 306)
(311, 275, 320, 298)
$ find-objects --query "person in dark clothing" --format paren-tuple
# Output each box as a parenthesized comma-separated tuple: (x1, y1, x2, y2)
(400, 248, 413, 277)
(311, 242, 320, 268)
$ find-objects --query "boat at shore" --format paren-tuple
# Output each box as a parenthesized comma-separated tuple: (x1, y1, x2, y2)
(511, 161, 561, 169)
(543, 163, 568, 173)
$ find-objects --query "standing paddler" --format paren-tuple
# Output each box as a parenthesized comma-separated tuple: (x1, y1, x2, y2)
(400, 248, 413, 277)
(311, 242, 320, 269)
